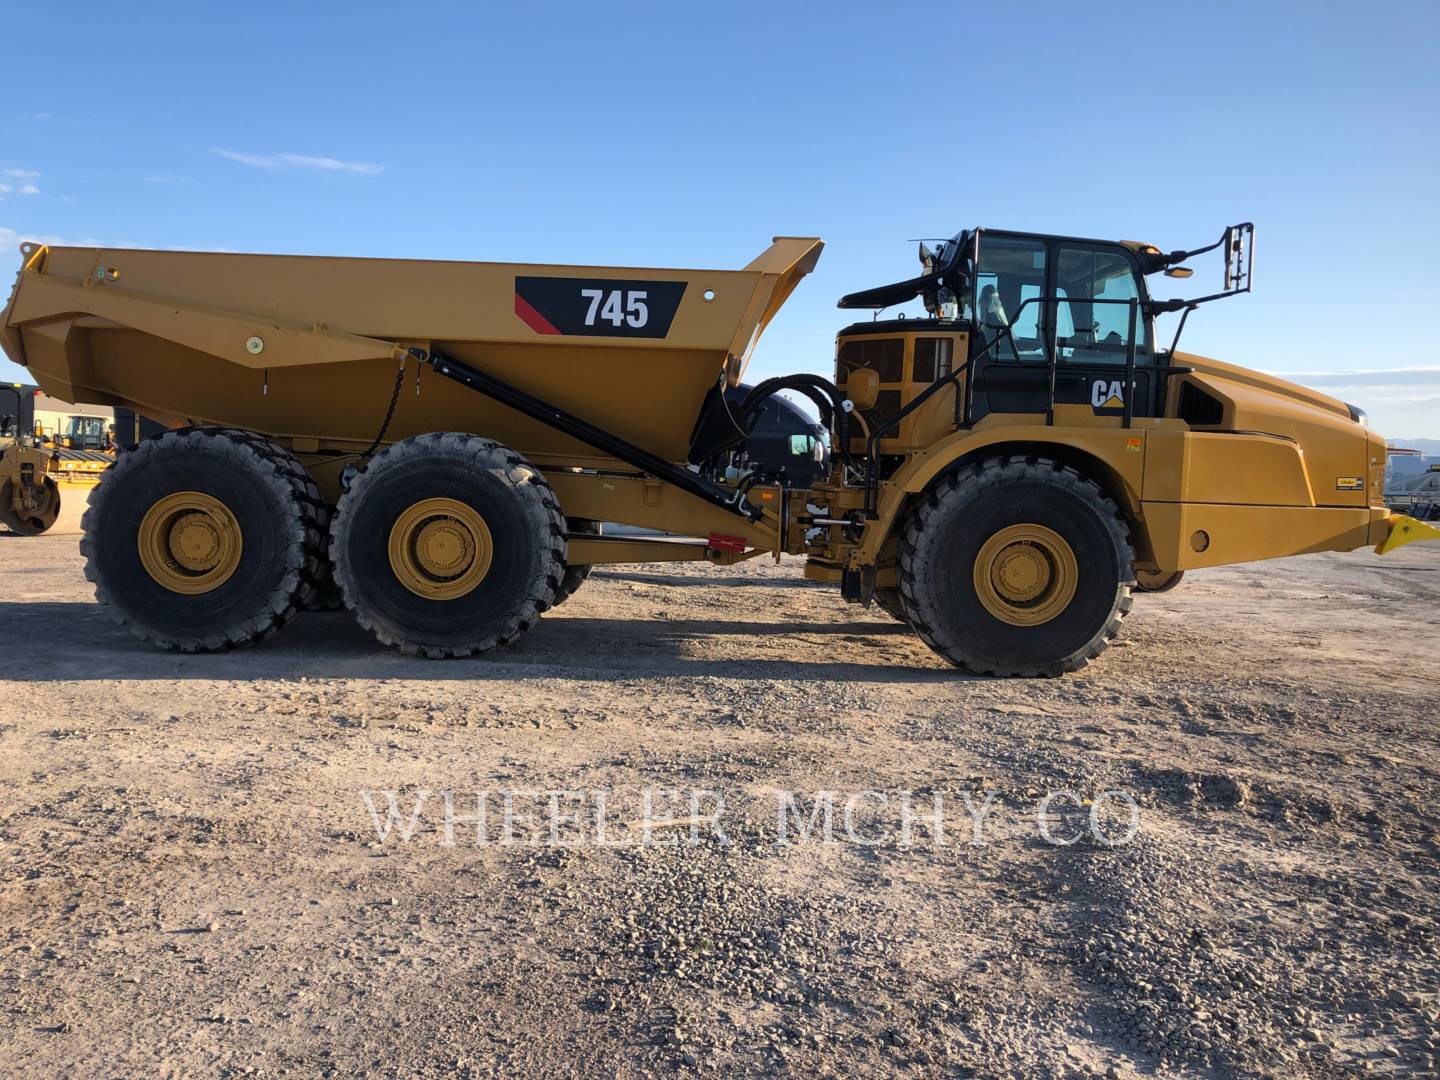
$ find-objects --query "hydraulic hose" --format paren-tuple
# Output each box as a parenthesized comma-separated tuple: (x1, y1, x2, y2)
(739, 374, 857, 470)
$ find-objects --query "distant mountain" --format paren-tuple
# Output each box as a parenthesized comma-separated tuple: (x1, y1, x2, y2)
(1390, 438, 1440, 455)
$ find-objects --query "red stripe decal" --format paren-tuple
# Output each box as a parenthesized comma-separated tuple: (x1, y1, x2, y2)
(514, 293, 561, 335)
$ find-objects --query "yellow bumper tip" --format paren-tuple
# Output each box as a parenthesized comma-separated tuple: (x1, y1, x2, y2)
(1375, 514, 1440, 555)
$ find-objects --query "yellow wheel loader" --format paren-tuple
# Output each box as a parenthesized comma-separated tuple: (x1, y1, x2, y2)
(46, 412, 113, 451)
(1, 227, 1434, 670)
(1, 383, 109, 535)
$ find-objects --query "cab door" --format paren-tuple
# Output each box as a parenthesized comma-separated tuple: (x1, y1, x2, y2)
(1047, 243, 1159, 421)
(967, 234, 1051, 417)
(967, 235, 1160, 423)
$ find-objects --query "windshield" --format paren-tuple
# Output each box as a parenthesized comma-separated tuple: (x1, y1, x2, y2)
(1053, 245, 1150, 364)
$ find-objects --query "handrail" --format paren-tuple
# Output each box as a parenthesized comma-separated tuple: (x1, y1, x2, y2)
(858, 294, 1151, 516)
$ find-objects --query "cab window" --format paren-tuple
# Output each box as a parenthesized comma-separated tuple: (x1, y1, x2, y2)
(1053, 246, 1150, 365)
(973, 236, 1046, 362)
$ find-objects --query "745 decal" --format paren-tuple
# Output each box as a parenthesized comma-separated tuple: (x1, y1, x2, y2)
(514, 276, 686, 338)
(581, 288, 648, 329)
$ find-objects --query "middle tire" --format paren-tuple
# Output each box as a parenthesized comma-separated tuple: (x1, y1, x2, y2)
(551, 518, 602, 607)
(330, 433, 566, 658)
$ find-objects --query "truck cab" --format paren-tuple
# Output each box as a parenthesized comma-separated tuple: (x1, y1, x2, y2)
(963, 231, 1160, 421)
(808, 223, 1397, 663)
(59, 414, 112, 452)
(833, 227, 1199, 438)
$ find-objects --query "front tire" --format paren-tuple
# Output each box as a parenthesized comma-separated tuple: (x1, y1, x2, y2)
(330, 433, 565, 658)
(898, 456, 1134, 676)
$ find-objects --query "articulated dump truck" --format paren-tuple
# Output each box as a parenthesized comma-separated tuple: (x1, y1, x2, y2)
(2, 226, 1435, 674)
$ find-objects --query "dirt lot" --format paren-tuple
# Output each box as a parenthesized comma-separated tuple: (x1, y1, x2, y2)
(1, 534, 1437, 1079)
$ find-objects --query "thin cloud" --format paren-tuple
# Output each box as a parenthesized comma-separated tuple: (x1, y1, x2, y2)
(18, 184, 39, 196)
(213, 148, 383, 175)
(0, 225, 93, 250)
(1266, 366, 1440, 388)
(213, 149, 276, 169)
(275, 153, 384, 174)
(3, 168, 39, 179)
(1343, 393, 1440, 407)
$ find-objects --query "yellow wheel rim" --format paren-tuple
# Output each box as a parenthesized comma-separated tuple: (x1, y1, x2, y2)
(973, 523, 1078, 626)
(388, 497, 493, 601)
(137, 491, 244, 595)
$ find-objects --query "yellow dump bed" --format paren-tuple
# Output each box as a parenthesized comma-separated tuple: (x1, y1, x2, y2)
(1, 237, 821, 462)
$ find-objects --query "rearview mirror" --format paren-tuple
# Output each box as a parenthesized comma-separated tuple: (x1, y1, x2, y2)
(1223, 222, 1255, 292)
(846, 367, 880, 411)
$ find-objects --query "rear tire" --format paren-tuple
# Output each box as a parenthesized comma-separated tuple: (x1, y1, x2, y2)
(898, 456, 1134, 676)
(330, 433, 565, 658)
(303, 511, 346, 611)
(81, 427, 327, 650)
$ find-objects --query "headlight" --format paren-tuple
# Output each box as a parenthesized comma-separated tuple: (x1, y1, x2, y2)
(1346, 402, 1367, 426)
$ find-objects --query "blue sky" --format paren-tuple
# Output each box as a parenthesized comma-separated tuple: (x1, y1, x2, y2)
(2, 1, 1437, 439)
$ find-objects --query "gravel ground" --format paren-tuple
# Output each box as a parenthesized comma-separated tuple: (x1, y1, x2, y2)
(1, 533, 1437, 1079)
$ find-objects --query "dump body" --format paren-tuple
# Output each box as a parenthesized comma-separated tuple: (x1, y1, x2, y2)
(1, 238, 822, 465)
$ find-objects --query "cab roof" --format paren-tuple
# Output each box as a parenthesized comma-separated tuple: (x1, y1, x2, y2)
(837, 228, 1167, 310)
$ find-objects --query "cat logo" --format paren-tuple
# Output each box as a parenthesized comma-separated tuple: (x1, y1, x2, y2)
(1091, 379, 1125, 411)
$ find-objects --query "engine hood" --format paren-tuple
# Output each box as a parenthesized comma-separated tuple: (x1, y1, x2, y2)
(1174, 351, 1353, 421)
